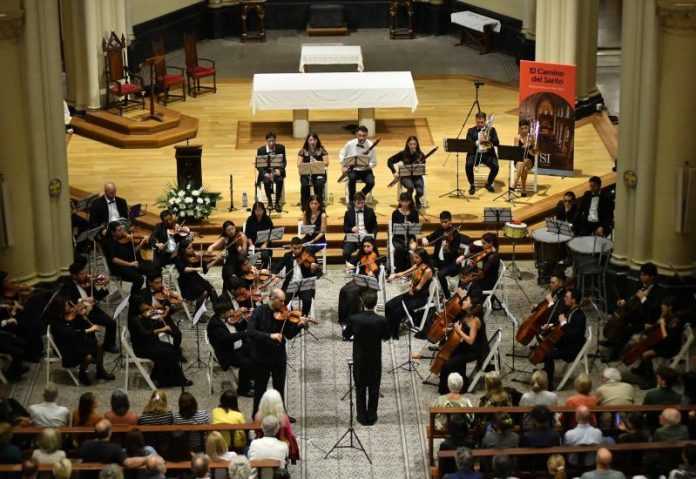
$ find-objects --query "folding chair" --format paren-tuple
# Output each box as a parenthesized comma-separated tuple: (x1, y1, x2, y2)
(387, 221, 396, 275)
(344, 180, 374, 205)
(483, 260, 513, 322)
(377, 265, 387, 313)
(670, 324, 694, 372)
(45, 325, 80, 386)
(507, 155, 538, 193)
(205, 330, 239, 395)
(121, 327, 156, 391)
(397, 175, 429, 208)
(467, 329, 502, 392)
(407, 280, 442, 331)
(297, 221, 327, 275)
(556, 326, 592, 391)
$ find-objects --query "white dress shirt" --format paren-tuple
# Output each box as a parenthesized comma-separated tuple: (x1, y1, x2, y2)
(291, 256, 303, 282)
(588, 195, 600, 223)
(355, 210, 366, 236)
(248, 437, 288, 479)
(106, 198, 120, 222)
(339, 138, 377, 171)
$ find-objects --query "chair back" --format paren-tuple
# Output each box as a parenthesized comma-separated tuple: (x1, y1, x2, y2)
(151, 37, 167, 77)
(183, 32, 199, 70)
(102, 32, 127, 82)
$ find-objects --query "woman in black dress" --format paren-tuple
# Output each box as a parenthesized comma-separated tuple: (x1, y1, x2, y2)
(176, 240, 219, 303)
(510, 119, 537, 197)
(127, 295, 191, 388)
(387, 136, 425, 208)
(207, 220, 247, 291)
(385, 247, 434, 339)
(49, 296, 114, 385)
(436, 301, 489, 394)
(390, 192, 419, 273)
(297, 133, 329, 210)
(301, 195, 328, 257)
(244, 202, 274, 269)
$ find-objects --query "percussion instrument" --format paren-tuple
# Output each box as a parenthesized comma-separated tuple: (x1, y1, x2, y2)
(567, 236, 613, 255)
(503, 222, 528, 239)
(531, 227, 572, 283)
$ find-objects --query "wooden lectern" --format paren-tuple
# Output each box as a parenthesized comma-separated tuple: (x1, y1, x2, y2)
(175, 145, 203, 189)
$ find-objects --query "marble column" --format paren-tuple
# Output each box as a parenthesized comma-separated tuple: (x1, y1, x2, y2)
(522, 0, 536, 40)
(535, 0, 603, 118)
(0, 0, 73, 282)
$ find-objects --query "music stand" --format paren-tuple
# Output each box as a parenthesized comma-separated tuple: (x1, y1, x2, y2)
(546, 218, 574, 267)
(109, 294, 131, 372)
(186, 301, 209, 371)
(255, 227, 285, 245)
(73, 193, 98, 213)
(392, 222, 422, 238)
(300, 224, 316, 236)
(440, 138, 473, 200)
(495, 145, 526, 205)
(141, 55, 165, 122)
(298, 161, 326, 176)
(286, 278, 317, 341)
(483, 207, 512, 237)
(325, 360, 371, 463)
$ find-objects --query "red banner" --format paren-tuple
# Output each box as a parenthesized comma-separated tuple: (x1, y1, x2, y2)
(519, 61, 576, 176)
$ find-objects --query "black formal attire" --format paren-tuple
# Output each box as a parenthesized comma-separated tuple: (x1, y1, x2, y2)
(555, 200, 577, 223)
(342, 206, 378, 261)
(175, 256, 218, 302)
(0, 296, 43, 361)
(300, 213, 326, 257)
(148, 223, 183, 269)
(531, 287, 568, 346)
(245, 214, 274, 269)
(101, 235, 154, 295)
(139, 287, 183, 352)
(338, 253, 385, 337)
(543, 307, 586, 388)
(478, 251, 501, 293)
(127, 315, 185, 387)
(437, 318, 489, 393)
(347, 310, 390, 423)
(458, 279, 485, 306)
(384, 268, 433, 339)
(247, 303, 304, 414)
(387, 150, 425, 205)
(298, 147, 328, 210)
(256, 144, 286, 207)
(88, 195, 128, 228)
(50, 315, 98, 368)
(605, 282, 662, 354)
(271, 250, 317, 316)
(465, 126, 500, 187)
(219, 235, 246, 292)
(425, 227, 469, 299)
(60, 280, 116, 349)
(516, 137, 536, 165)
(390, 208, 419, 273)
(572, 190, 614, 236)
(0, 329, 25, 379)
(206, 314, 254, 393)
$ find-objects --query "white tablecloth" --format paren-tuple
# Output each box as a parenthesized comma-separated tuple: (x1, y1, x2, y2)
(450, 11, 502, 33)
(251, 71, 419, 113)
(299, 45, 364, 72)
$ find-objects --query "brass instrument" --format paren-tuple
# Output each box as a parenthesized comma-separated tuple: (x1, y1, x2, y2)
(478, 114, 495, 150)
(529, 120, 540, 156)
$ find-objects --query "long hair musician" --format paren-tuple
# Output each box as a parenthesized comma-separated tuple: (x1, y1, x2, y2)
(298, 133, 329, 210)
(390, 193, 419, 273)
(387, 136, 425, 209)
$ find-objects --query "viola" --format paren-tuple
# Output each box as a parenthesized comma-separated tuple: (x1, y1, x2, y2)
(273, 305, 306, 324)
(427, 294, 463, 343)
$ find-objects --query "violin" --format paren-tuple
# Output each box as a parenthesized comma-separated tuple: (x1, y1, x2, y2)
(3, 282, 34, 300)
(243, 268, 272, 283)
(117, 233, 147, 245)
(273, 305, 307, 324)
(234, 287, 264, 303)
(154, 287, 182, 305)
(295, 250, 317, 269)
(467, 246, 493, 265)
(168, 223, 200, 238)
(408, 263, 428, 295)
(228, 307, 252, 323)
(359, 252, 381, 275)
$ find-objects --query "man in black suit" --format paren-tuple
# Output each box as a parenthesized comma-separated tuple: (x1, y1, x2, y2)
(573, 176, 614, 237)
(89, 182, 128, 228)
(465, 111, 500, 195)
(271, 237, 319, 316)
(346, 290, 390, 426)
(422, 210, 469, 299)
(543, 288, 587, 390)
(555, 191, 577, 223)
(206, 300, 255, 397)
(342, 192, 378, 264)
(60, 262, 118, 353)
(256, 132, 286, 212)
(247, 288, 306, 416)
(148, 210, 182, 269)
(101, 222, 153, 295)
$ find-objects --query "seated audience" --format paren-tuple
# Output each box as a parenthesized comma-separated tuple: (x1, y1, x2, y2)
(21, 457, 38, 479)
(634, 451, 666, 479)
(580, 448, 626, 479)
(596, 368, 635, 405)
(521, 406, 561, 447)
(227, 455, 252, 479)
(206, 431, 237, 479)
(443, 447, 483, 479)
(492, 454, 520, 479)
(564, 405, 603, 467)
(124, 428, 156, 458)
(71, 392, 103, 427)
(439, 414, 477, 478)
(191, 452, 210, 479)
(433, 372, 474, 432)
(617, 412, 651, 443)
(0, 422, 22, 464)
(80, 419, 147, 478)
(520, 370, 558, 430)
(105, 389, 139, 425)
(254, 389, 298, 465)
(564, 373, 598, 428)
(52, 458, 72, 479)
(145, 455, 167, 479)
(654, 408, 689, 441)
(138, 390, 173, 455)
(173, 391, 210, 452)
(248, 415, 289, 479)
(547, 454, 567, 479)
(643, 366, 682, 405)
(669, 443, 696, 479)
(98, 463, 124, 479)
(478, 371, 515, 432)
(163, 430, 192, 462)
(211, 389, 247, 451)
(28, 382, 70, 427)
(31, 428, 65, 464)
(482, 413, 520, 449)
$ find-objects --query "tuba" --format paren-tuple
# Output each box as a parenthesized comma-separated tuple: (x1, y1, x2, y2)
(478, 114, 495, 150)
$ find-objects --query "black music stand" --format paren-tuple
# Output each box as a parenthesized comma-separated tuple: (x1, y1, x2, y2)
(255, 154, 285, 211)
(440, 138, 473, 200)
(483, 207, 512, 236)
(286, 278, 318, 342)
(495, 145, 525, 205)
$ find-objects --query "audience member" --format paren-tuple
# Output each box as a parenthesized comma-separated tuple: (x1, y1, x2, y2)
(206, 431, 236, 479)
(211, 389, 246, 450)
(71, 392, 103, 427)
(28, 383, 70, 427)
(162, 430, 192, 462)
(273, 470, 291, 479)
(254, 389, 298, 464)
(145, 455, 167, 479)
(595, 368, 635, 405)
(0, 395, 31, 426)
(482, 413, 520, 449)
(52, 458, 72, 479)
(617, 412, 650, 443)
(124, 428, 156, 458)
(643, 366, 682, 405)
(227, 455, 252, 479)
(633, 451, 666, 479)
(547, 454, 567, 479)
(492, 454, 519, 479)
(669, 444, 696, 479)
(0, 422, 22, 463)
(433, 372, 474, 432)
(80, 420, 147, 478)
(564, 406, 603, 467)
(174, 391, 211, 452)
(439, 414, 477, 477)
(521, 406, 561, 447)
(31, 427, 65, 464)
(478, 371, 514, 431)
(564, 373, 598, 427)
(443, 447, 483, 479)
(21, 457, 38, 479)
(580, 448, 625, 479)
(191, 452, 211, 479)
(655, 409, 689, 441)
(138, 390, 173, 454)
(248, 415, 288, 479)
(99, 463, 124, 479)
(520, 370, 558, 430)
(105, 389, 139, 425)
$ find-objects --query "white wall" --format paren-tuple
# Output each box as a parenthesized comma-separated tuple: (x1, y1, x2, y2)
(131, 0, 204, 25)
(457, 0, 525, 20)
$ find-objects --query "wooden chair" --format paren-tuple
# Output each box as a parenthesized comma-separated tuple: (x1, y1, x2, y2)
(151, 37, 186, 105)
(183, 32, 217, 97)
(102, 32, 144, 114)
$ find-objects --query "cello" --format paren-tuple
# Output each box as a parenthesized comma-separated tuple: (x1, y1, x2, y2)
(427, 295, 463, 343)
(516, 299, 551, 346)
(529, 325, 564, 365)
(603, 284, 653, 343)
(620, 318, 667, 366)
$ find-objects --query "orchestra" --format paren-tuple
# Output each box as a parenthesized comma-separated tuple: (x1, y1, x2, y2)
(339, 125, 377, 202)
(297, 133, 329, 211)
(256, 132, 286, 213)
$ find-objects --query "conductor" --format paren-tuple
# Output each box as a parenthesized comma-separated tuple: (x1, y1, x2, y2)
(346, 290, 390, 426)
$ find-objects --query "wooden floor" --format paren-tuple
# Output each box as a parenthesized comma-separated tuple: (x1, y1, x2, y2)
(67, 75, 616, 234)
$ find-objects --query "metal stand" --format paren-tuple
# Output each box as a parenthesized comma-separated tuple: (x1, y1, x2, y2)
(185, 302, 209, 371)
(388, 314, 422, 379)
(325, 361, 371, 463)
(507, 238, 523, 280)
(227, 175, 237, 212)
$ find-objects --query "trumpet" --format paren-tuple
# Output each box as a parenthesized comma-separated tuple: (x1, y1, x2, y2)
(478, 114, 495, 150)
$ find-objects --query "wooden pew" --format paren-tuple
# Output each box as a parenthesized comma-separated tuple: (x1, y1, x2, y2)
(0, 458, 281, 473)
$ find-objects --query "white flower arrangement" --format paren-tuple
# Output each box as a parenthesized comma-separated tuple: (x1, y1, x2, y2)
(156, 181, 221, 222)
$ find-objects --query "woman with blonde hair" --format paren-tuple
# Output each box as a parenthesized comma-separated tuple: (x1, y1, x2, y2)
(478, 371, 514, 432)
(520, 370, 558, 407)
(253, 389, 299, 464)
(32, 427, 65, 464)
(138, 390, 173, 454)
(547, 454, 566, 479)
(52, 458, 72, 479)
(205, 431, 237, 479)
(564, 372, 597, 428)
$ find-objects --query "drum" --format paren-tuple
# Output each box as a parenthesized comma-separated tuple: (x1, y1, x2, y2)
(531, 227, 573, 283)
(567, 236, 613, 254)
(503, 222, 528, 239)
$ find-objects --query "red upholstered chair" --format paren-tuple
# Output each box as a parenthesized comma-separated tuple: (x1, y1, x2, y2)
(102, 32, 144, 114)
(183, 32, 217, 97)
(151, 37, 186, 105)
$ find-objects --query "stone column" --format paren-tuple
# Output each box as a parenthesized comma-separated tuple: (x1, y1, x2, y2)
(0, 0, 72, 282)
(522, 0, 536, 39)
(535, 0, 603, 118)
